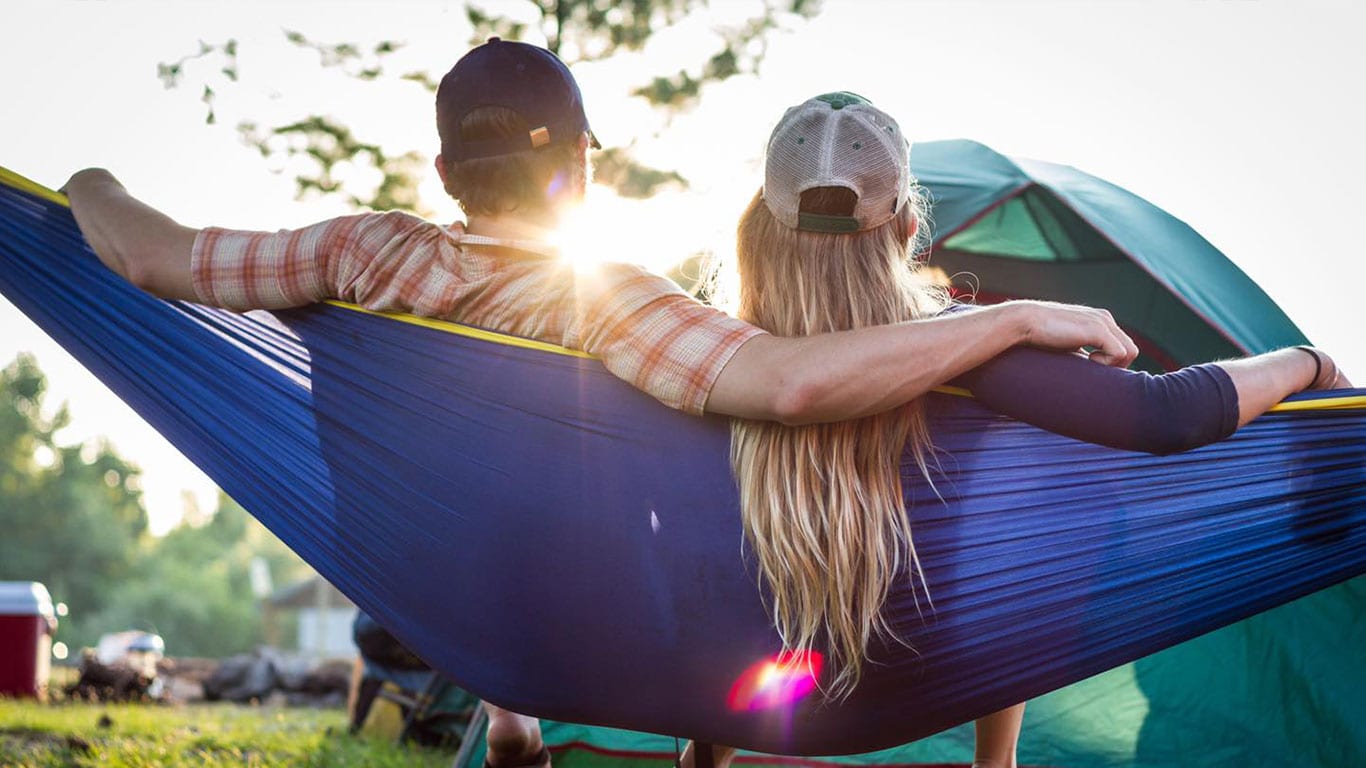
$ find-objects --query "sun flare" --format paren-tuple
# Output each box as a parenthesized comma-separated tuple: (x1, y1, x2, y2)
(552, 187, 695, 274)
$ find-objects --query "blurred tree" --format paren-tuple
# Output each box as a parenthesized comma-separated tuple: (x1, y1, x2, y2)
(464, 0, 818, 111)
(87, 493, 311, 657)
(0, 355, 147, 640)
(159, 1, 818, 211)
(0, 355, 311, 656)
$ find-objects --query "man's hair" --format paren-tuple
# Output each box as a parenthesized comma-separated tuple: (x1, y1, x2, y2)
(440, 105, 585, 218)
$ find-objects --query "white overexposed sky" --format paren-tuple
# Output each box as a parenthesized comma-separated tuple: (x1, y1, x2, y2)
(2, 0, 1362, 534)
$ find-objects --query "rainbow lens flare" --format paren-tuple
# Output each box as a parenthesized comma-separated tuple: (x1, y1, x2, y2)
(726, 650, 824, 711)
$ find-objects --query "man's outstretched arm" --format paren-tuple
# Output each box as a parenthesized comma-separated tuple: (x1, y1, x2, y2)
(65, 168, 1137, 426)
(706, 302, 1137, 425)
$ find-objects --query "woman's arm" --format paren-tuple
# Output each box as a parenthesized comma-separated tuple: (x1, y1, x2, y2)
(1216, 346, 1350, 423)
(950, 345, 1345, 455)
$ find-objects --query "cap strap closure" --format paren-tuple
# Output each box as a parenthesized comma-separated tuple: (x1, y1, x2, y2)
(797, 213, 860, 233)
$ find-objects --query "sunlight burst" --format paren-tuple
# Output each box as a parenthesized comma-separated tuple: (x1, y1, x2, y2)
(552, 187, 687, 273)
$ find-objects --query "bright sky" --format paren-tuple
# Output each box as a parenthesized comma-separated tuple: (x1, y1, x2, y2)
(2, 0, 1362, 535)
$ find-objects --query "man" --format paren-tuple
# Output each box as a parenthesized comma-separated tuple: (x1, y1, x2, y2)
(66, 38, 1136, 768)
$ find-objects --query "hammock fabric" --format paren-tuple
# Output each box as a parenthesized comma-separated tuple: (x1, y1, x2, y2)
(1, 169, 1363, 756)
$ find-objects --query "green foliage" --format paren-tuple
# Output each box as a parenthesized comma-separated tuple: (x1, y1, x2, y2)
(624, 2, 816, 109)
(467, 0, 692, 61)
(0, 355, 147, 632)
(0, 356, 311, 657)
(465, 6, 529, 47)
(464, 0, 819, 108)
(158, 31, 430, 213)
(159, 1, 819, 209)
(0, 701, 450, 767)
(84, 494, 311, 658)
(591, 147, 685, 199)
(156, 39, 239, 126)
(239, 117, 430, 216)
(283, 30, 402, 81)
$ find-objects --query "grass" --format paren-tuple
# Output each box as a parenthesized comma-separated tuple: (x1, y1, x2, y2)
(0, 699, 452, 767)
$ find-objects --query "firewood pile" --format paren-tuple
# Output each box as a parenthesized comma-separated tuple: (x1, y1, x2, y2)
(199, 647, 351, 707)
(66, 647, 352, 707)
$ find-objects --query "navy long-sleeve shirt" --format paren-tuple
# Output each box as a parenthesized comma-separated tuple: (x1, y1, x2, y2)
(949, 343, 1240, 456)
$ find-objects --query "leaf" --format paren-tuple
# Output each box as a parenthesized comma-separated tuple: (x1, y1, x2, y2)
(593, 147, 688, 199)
(630, 70, 703, 109)
(155, 62, 181, 88)
(400, 71, 439, 93)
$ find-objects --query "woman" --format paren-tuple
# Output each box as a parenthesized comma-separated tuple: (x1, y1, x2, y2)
(687, 92, 1348, 768)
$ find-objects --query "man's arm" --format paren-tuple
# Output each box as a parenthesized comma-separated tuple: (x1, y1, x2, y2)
(63, 168, 199, 301)
(706, 302, 1137, 425)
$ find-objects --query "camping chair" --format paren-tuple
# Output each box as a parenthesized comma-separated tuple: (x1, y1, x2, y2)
(351, 611, 480, 750)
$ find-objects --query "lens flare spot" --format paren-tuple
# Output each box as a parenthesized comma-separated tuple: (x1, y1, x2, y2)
(726, 650, 823, 712)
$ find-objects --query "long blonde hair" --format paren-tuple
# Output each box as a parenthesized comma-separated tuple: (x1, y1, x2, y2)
(730, 185, 947, 700)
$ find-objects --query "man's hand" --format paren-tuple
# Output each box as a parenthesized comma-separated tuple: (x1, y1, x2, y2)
(64, 168, 200, 301)
(1004, 300, 1139, 368)
(59, 167, 116, 198)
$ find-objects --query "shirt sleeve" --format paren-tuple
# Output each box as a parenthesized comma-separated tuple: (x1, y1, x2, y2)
(191, 212, 421, 310)
(571, 267, 766, 416)
(951, 346, 1241, 455)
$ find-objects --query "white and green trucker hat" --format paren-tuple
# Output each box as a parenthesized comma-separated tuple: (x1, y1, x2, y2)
(762, 92, 910, 233)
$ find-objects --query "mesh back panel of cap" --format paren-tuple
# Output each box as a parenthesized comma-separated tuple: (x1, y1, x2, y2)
(764, 98, 909, 231)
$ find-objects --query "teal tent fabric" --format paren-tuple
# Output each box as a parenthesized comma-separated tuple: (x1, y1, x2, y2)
(912, 140, 1308, 369)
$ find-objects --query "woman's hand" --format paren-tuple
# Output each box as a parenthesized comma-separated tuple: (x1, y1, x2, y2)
(1301, 347, 1353, 390)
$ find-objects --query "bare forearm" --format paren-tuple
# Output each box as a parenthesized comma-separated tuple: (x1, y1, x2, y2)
(64, 169, 199, 300)
(1216, 347, 1339, 426)
(707, 301, 1133, 424)
(727, 304, 1032, 423)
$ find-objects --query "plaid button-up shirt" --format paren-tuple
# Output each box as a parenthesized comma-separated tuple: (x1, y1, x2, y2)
(192, 211, 764, 414)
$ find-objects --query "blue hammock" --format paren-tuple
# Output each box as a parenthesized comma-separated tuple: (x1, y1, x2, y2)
(1, 169, 1362, 756)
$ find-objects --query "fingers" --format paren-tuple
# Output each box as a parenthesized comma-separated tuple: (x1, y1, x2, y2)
(1316, 352, 1351, 390)
(1086, 309, 1137, 368)
(61, 168, 116, 199)
(1119, 325, 1139, 367)
(1015, 300, 1137, 368)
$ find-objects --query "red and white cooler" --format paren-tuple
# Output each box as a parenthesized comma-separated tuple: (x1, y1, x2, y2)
(0, 581, 57, 699)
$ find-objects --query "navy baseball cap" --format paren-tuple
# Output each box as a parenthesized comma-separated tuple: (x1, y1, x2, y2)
(436, 37, 600, 161)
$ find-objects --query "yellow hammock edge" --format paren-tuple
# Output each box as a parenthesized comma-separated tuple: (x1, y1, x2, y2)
(3, 164, 1361, 413)
(1, 166, 69, 207)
